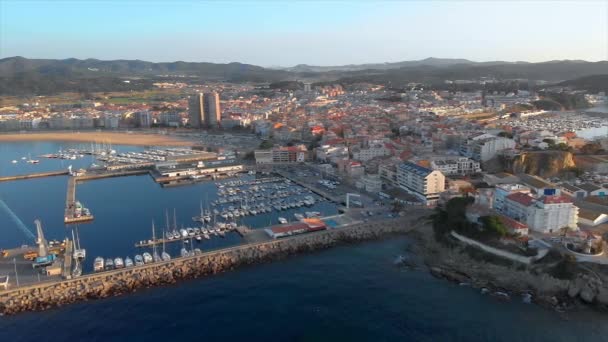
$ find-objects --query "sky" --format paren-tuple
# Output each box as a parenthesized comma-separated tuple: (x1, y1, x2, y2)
(0, 0, 607, 66)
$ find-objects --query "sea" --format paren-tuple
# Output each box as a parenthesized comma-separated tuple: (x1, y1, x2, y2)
(1, 141, 608, 341)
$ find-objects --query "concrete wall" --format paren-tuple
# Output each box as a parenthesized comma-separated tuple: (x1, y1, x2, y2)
(0, 218, 413, 315)
(450, 231, 547, 264)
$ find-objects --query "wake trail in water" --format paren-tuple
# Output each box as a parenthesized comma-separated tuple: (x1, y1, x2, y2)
(0, 197, 36, 240)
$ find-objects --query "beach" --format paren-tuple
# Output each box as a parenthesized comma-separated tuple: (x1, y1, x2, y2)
(0, 131, 195, 146)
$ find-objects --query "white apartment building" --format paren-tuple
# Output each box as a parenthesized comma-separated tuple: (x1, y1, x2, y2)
(430, 157, 481, 176)
(352, 145, 390, 162)
(504, 192, 578, 234)
(460, 134, 516, 162)
(397, 161, 445, 205)
(316, 145, 349, 163)
(494, 183, 531, 213)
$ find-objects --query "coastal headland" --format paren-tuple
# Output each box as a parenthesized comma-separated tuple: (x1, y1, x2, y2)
(0, 217, 417, 315)
(0, 131, 194, 146)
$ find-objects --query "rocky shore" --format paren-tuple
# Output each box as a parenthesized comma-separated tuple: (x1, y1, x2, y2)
(0, 217, 415, 315)
(408, 227, 608, 313)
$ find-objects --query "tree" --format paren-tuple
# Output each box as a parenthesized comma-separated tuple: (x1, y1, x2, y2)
(479, 215, 508, 237)
(258, 140, 274, 150)
(497, 131, 513, 139)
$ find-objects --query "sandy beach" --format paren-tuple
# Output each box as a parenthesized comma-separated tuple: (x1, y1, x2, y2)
(0, 131, 195, 146)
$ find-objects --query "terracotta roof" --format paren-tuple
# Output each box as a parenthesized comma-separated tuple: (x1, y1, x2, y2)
(541, 195, 572, 205)
(506, 192, 535, 206)
(498, 215, 528, 231)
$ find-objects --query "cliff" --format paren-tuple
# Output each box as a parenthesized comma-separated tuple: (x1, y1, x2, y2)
(509, 151, 576, 178)
(0, 217, 418, 315)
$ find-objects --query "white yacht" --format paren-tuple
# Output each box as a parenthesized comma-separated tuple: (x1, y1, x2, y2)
(134, 255, 144, 266)
(93, 257, 104, 272)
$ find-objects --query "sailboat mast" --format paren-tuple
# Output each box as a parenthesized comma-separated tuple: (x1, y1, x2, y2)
(151, 220, 157, 255)
(173, 208, 177, 230)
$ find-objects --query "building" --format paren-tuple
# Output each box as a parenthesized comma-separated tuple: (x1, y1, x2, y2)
(188, 92, 221, 128)
(254, 146, 309, 164)
(430, 157, 481, 176)
(134, 111, 152, 128)
(204, 92, 221, 127)
(494, 183, 531, 213)
(397, 161, 445, 205)
(159, 112, 181, 127)
(352, 145, 390, 162)
(189, 93, 204, 128)
(356, 175, 382, 193)
(460, 134, 516, 162)
(504, 192, 578, 233)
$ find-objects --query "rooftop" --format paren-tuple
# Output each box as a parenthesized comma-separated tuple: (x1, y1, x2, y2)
(506, 192, 535, 206)
(399, 161, 433, 177)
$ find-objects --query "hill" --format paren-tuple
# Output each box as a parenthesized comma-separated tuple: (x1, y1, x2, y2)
(559, 74, 608, 93)
(0, 56, 607, 96)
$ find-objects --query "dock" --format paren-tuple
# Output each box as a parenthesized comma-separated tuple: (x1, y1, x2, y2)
(0, 170, 69, 182)
(64, 177, 94, 224)
(62, 239, 72, 279)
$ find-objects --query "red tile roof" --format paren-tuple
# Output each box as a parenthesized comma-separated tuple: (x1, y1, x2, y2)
(506, 192, 535, 206)
(541, 195, 573, 205)
(498, 215, 528, 231)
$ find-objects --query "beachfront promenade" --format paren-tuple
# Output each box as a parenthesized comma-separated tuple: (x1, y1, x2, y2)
(0, 214, 425, 315)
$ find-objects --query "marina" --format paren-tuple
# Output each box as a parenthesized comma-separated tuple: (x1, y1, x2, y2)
(0, 141, 341, 285)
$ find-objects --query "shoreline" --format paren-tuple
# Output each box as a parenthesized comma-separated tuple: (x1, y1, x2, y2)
(0, 131, 195, 147)
(404, 225, 608, 314)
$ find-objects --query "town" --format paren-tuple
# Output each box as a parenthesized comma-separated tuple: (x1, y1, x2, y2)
(1, 75, 608, 313)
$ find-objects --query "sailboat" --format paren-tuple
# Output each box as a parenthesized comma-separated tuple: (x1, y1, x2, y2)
(161, 225, 171, 261)
(151, 220, 161, 262)
(72, 227, 86, 261)
(26, 153, 40, 164)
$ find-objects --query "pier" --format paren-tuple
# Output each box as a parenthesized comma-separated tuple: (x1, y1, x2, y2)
(0, 216, 422, 315)
(0, 170, 69, 182)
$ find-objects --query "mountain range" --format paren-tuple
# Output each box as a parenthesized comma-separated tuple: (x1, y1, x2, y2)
(0, 56, 606, 96)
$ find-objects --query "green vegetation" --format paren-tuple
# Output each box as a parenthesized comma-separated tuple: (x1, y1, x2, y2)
(429, 197, 474, 243)
(258, 139, 274, 150)
(478, 216, 508, 237)
(537, 91, 591, 110)
(532, 99, 562, 111)
(497, 131, 513, 139)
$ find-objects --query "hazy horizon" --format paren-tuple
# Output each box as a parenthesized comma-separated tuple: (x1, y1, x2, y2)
(1, 1, 607, 66)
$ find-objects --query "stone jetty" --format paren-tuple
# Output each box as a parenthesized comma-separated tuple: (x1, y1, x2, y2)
(0, 217, 415, 315)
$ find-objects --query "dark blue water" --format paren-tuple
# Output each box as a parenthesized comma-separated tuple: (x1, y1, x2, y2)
(2, 142, 608, 340)
(1, 237, 608, 341)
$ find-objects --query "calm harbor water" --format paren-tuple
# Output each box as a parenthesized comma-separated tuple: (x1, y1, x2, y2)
(2, 141, 608, 341)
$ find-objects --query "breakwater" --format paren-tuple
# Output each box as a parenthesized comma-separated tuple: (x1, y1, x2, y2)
(0, 217, 414, 315)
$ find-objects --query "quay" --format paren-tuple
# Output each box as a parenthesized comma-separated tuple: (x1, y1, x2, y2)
(0, 215, 426, 315)
(0, 170, 69, 182)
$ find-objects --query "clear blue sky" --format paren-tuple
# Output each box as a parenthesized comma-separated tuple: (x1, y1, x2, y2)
(1, 1, 606, 66)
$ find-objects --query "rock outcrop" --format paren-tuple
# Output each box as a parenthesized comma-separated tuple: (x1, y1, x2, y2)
(510, 151, 576, 178)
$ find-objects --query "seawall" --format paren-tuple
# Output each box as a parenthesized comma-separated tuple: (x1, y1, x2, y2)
(0, 217, 413, 315)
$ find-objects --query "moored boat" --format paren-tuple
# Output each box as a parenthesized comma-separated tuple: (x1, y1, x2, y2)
(93, 257, 104, 272)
